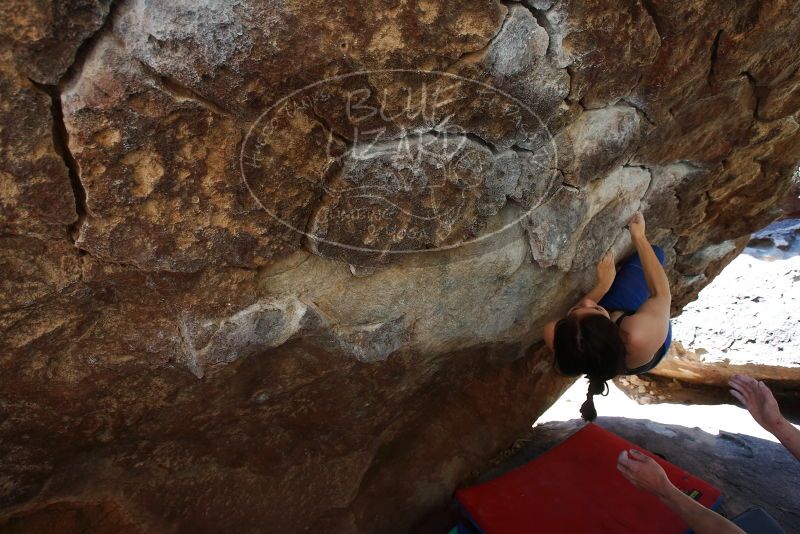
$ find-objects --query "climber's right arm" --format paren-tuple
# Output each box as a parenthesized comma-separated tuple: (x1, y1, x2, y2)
(622, 213, 672, 364)
(628, 212, 671, 301)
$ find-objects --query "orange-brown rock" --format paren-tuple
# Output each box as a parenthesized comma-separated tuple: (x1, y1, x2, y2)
(1, 0, 799, 532)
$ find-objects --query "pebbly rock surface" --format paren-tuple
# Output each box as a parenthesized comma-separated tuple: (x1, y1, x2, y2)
(490, 418, 800, 532)
(1, 1, 800, 532)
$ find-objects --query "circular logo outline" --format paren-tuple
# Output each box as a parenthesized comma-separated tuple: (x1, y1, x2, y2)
(239, 68, 559, 255)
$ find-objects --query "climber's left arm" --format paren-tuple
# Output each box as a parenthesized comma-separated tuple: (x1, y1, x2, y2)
(542, 251, 616, 351)
(581, 250, 616, 303)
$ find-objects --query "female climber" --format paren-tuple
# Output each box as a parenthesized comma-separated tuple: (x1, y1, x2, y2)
(542, 211, 672, 421)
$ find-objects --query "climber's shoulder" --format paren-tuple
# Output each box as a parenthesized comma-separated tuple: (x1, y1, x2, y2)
(620, 310, 669, 365)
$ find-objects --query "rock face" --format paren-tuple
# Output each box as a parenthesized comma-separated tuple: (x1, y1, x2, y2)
(1, 1, 799, 532)
(492, 419, 800, 533)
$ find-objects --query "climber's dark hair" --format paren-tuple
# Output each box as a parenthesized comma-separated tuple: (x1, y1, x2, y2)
(552, 314, 626, 422)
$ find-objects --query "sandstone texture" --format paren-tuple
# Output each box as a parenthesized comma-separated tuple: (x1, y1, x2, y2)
(489, 418, 800, 532)
(1, 1, 800, 532)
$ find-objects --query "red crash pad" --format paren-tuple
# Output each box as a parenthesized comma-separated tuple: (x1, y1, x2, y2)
(456, 423, 722, 534)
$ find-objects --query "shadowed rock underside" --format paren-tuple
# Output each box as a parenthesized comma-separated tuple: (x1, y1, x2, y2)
(1, 0, 799, 532)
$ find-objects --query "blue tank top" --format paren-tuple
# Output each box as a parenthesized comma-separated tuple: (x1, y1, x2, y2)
(598, 245, 672, 375)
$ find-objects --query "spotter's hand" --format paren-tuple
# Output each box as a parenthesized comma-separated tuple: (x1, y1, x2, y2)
(729, 374, 783, 433)
(616, 449, 672, 498)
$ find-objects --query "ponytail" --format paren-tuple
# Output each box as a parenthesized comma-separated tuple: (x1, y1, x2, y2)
(580, 376, 609, 422)
(553, 314, 626, 421)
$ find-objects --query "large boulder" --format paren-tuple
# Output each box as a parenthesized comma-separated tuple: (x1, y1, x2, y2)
(1, 0, 799, 532)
